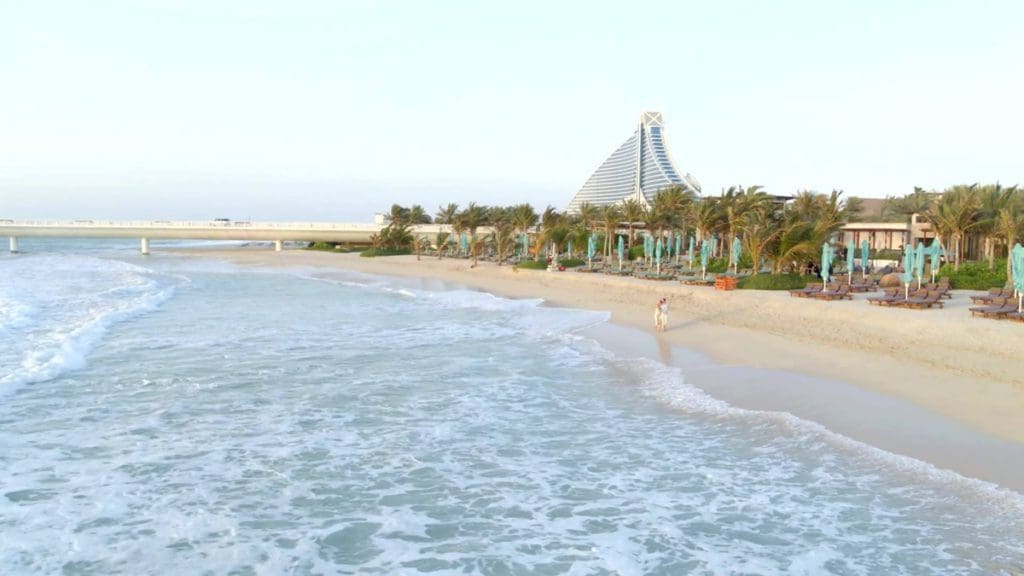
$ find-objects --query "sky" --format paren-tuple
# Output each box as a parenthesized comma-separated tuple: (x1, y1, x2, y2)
(1, 0, 1022, 221)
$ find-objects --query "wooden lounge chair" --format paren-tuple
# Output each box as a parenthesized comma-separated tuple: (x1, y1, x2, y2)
(813, 284, 853, 301)
(900, 290, 945, 309)
(867, 288, 904, 306)
(969, 298, 1015, 318)
(970, 286, 1012, 304)
(789, 283, 825, 298)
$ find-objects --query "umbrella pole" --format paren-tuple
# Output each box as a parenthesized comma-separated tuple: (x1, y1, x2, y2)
(904, 283, 909, 300)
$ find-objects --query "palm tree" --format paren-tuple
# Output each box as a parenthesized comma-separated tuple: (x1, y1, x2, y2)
(511, 203, 538, 257)
(487, 208, 517, 265)
(434, 232, 449, 259)
(457, 202, 488, 266)
(927, 186, 982, 271)
(409, 204, 432, 224)
(993, 195, 1023, 278)
(577, 202, 598, 233)
(435, 203, 459, 225)
(621, 198, 647, 248)
(721, 185, 769, 269)
(599, 204, 622, 259)
(739, 202, 781, 274)
(692, 197, 721, 244)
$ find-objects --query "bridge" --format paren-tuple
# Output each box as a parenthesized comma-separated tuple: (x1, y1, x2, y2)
(0, 220, 452, 254)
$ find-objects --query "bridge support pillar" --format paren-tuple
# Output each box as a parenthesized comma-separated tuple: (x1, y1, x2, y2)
(141, 238, 150, 255)
(9, 237, 17, 253)
(274, 240, 283, 252)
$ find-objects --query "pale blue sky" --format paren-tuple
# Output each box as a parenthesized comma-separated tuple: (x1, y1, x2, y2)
(1, 0, 1022, 220)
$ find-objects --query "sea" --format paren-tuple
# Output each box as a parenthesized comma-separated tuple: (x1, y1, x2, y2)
(1, 238, 1023, 575)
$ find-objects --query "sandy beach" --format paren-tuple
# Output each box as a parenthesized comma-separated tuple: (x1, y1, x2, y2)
(185, 248, 1024, 491)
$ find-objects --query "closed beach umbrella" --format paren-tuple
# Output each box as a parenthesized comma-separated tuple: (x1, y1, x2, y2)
(587, 234, 596, 267)
(460, 234, 468, 255)
(1012, 243, 1024, 312)
(521, 233, 529, 258)
(860, 239, 870, 281)
(915, 242, 926, 289)
(731, 237, 742, 273)
(901, 244, 915, 299)
(930, 241, 943, 283)
(846, 242, 855, 285)
(675, 234, 682, 264)
(655, 237, 663, 274)
(688, 236, 695, 269)
(700, 239, 710, 279)
(567, 239, 573, 258)
(617, 235, 625, 270)
(820, 242, 831, 290)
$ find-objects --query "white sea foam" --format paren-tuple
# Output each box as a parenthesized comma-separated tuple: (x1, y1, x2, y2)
(3, 250, 1023, 574)
(0, 253, 177, 397)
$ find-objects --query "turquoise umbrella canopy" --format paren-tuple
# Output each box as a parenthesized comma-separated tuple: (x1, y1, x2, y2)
(901, 244, 915, 291)
(675, 234, 682, 261)
(617, 235, 624, 264)
(731, 237, 742, 270)
(915, 242, 926, 287)
(700, 239, 710, 270)
(656, 237, 663, 264)
(820, 242, 831, 287)
(846, 242, 855, 276)
(1012, 243, 1024, 312)
(860, 239, 870, 271)
(521, 233, 529, 257)
(1013, 243, 1024, 292)
(688, 236, 695, 265)
(460, 234, 468, 254)
(567, 240, 573, 257)
(930, 241, 942, 280)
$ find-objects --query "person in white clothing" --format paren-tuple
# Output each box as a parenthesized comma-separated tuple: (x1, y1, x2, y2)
(658, 298, 669, 331)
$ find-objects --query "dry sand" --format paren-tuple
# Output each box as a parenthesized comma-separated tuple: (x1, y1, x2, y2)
(181, 248, 1024, 491)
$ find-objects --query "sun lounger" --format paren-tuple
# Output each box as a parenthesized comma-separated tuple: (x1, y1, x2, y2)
(899, 290, 945, 309)
(969, 298, 1014, 317)
(789, 284, 824, 298)
(813, 285, 853, 301)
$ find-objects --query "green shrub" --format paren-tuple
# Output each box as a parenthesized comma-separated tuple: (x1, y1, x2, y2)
(872, 248, 903, 261)
(628, 246, 645, 260)
(558, 258, 584, 268)
(738, 273, 813, 290)
(360, 248, 411, 257)
(307, 242, 365, 253)
(307, 241, 337, 251)
(937, 260, 1007, 290)
(515, 259, 548, 270)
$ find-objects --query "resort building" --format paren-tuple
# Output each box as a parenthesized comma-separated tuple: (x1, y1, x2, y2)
(838, 199, 936, 252)
(566, 111, 701, 213)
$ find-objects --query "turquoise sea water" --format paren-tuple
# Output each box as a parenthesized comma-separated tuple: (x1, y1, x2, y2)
(1, 240, 1023, 575)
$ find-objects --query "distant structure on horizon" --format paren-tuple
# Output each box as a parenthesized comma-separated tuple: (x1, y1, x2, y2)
(567, 111, 700, 213)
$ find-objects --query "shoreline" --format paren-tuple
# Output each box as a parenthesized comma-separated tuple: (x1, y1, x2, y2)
(175, 247, 1024, 492)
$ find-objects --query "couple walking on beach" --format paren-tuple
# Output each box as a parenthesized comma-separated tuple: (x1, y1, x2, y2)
(654, 298, 669, 332)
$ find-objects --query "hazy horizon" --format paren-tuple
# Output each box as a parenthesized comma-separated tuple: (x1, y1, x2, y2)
(3, 0, 1023, 221)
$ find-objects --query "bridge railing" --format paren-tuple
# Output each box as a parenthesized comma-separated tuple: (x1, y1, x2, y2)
(0, 220, 385, 230)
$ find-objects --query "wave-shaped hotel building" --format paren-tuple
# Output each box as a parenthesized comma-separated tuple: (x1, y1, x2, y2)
(567, 111, 701, 213)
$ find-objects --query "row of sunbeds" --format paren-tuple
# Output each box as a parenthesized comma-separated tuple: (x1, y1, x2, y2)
(968, 284, 1024, 320)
